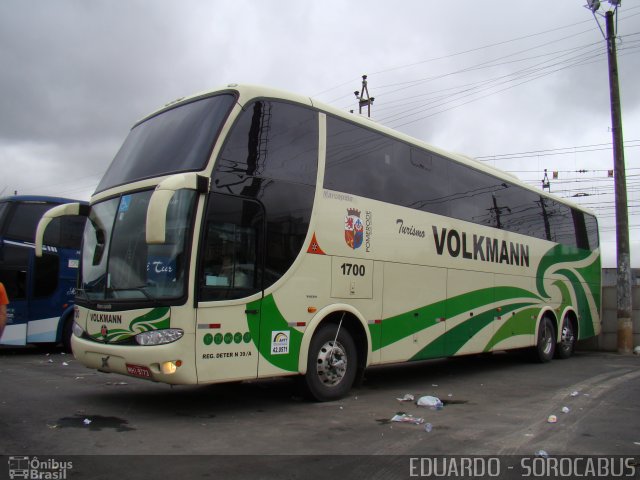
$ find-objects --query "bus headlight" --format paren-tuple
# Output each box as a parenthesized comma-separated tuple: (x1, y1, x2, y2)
(72, 322, 85, 338)
(135, 329, 184, 346)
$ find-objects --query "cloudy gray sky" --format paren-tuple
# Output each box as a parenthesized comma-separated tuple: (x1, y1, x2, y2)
(1, 0, 638, 267)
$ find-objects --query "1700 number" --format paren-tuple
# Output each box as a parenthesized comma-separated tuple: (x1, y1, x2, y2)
(341, 263, 365, 276)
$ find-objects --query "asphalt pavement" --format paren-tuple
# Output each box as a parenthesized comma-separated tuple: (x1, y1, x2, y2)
(1, 346, 639, 479)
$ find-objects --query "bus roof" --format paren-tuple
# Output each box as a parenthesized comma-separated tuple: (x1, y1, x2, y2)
(0, 195, 88, 205)
(140, 84, 596, 218)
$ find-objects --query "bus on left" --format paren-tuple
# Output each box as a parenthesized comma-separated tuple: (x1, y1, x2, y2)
(0, 195, 87, 351)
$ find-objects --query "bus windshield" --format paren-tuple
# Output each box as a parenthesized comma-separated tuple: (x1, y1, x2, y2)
(95, 93, 236, 193)
(79, 190, 197, 303)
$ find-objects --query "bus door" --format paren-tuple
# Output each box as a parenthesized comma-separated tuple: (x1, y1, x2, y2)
(195, 194, 265, 383)
(0, 241, 29, 345)
(25, 251, 62, 343)
(27, 213, 85, 343)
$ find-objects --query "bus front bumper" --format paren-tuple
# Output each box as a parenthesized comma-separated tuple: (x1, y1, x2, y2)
(71, 334, 197, 385)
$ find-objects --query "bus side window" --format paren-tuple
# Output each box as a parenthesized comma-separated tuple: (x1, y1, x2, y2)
(199, 193, 264, 301)
(202, 226, 235, 287)
(0, 270, 27, 301)
(44, 216, 86, 249)
(33, 254, 59, 298)
(5, 202, 53, 242)
(0, 244, 29, 300)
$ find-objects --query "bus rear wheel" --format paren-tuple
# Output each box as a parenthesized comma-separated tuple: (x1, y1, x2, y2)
(532, 316, 556, 363)
(304, 323, 357, 402)
(555, 316, 576, 359)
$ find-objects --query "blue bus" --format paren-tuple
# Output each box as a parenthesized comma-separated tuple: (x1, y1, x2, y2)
(0, 195, 87, 350)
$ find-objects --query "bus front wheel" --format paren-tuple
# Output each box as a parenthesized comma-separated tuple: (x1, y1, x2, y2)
(304, 323, 357, 402)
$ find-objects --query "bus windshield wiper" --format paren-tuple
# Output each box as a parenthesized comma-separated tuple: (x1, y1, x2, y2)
(108, 285, 155, 300)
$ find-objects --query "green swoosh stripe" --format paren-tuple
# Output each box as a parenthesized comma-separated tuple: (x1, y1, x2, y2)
(536, 245, 593, 298)
(484, 306, 539, 352)
(379, 286, 541, 350)
(555, 268, 595, 338)
(411, 302, 536, 359)
(90, 307, 170, 343)
(246, 295, 302, 372)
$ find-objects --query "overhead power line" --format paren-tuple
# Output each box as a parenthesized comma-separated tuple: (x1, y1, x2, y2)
(379, 42, 640, 128)
(328, 11, 640, 126)
(475, 140, 640, 161)
(372, 42, 604, 112)
(316, 14, 609, 101)
(369, 18, 597, 78)
(378, 44, 610, 124)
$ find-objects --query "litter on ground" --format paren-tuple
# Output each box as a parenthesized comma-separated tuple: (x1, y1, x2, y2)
(416, 396, 444, 410)
(396, 394, 415, 402)
(391, 413, 424, 425)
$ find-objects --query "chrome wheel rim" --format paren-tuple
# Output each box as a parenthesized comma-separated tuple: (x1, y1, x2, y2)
(316, 340, 348, 387)
(560, 321, 574, 351)
(542, 322, 554, 355)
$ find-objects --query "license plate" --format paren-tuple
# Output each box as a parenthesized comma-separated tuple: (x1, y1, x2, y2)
(126, 364, 151, 378)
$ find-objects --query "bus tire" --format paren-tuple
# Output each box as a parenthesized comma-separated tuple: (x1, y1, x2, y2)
(62, 315, 74, 353)
(555, 316, 576, 360)
(304, 323, 357, 402)
(533, 316, 556, 363)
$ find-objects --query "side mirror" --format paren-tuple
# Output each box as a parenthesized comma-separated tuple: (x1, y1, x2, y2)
(146, 173, 208, 244)
(35, 203, 89, 257)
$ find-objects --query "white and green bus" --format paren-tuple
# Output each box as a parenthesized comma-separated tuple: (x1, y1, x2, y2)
(36, 85, 601, 401)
